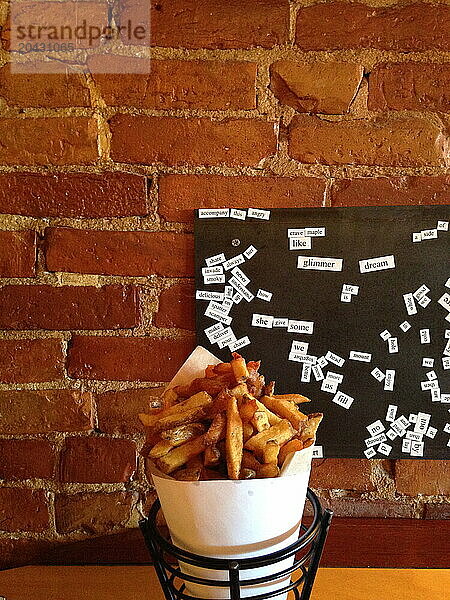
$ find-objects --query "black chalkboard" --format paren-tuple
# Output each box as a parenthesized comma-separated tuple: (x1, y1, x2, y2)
(195, 206, 450, 459)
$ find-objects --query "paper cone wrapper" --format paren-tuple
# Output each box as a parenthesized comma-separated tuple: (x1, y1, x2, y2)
(148, 346, 314, 599)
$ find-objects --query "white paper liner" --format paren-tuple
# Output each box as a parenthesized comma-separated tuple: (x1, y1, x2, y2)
(147, 346, 315, 599)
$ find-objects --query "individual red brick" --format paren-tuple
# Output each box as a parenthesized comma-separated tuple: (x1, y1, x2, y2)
(159, 175, 325, 222)
(88, 56, 256, 110)
(270, 61, 363, 114)
(155, 283, 195, 331)
(0, 285, 140, 330)
(295, 3, 450, 51)
(96, 388, 164, 434)
(369, 63, 450, 112)
(2, 2, 108, 50)
(0, 439, 55, 479)
(0, 172, 147, 217)
(0, 230, 36, 277)
(424, 503, 450, 519)
(120, 0, 289, 49)
(331, 176, 450, 207)
(55, 492, 134, 534)
(0, 339, 64, 383)
(68, 335, 195, 381)
(310, 459, 374, 491)
(59, 437, 137, 483)
(0, 118, 98, 165)
(395, 460, 450, 496)
(288, 115, 447, 166)
(44, 228, 194, 277)
(109, 115, 276, 167)
(0, 390, 93, 434)
(0, 63, 90, 108)
(0, 488, 48, 532)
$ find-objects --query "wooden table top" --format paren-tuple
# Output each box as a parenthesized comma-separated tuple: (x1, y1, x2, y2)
(0, 566, 448, 600)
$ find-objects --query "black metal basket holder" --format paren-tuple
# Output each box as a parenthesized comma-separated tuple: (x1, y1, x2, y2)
(139, 488, 333, 600)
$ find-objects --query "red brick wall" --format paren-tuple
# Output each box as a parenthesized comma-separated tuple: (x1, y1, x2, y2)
(0, 0, 449, 568)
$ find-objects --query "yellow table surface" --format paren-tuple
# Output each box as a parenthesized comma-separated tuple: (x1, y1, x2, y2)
(0, 566, 448, 600)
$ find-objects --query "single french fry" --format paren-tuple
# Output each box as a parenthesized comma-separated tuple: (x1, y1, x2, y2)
(257, 463, 280, 478)
(255, 399, 281, 425)
(244, 419, 295, 458)
(157, 435, 207, 474)
(174, 467, 202, 481)
(251, 410, 270, 432)
(141, 391, 212, 428)
(226, 395, 243, 480)
(204, 445, 221, 467)
(181, 391, 214, 410)
(278, 439, 303, 467)
(300, 413, 323, 440)
(272, 394, 310, 404)
(149, 439, 176, 459)
(204, 412, 226, 446)
(231, 353, 249, 382)
(154, 404, 211, 433)
(260, 395, 307, 430)
(239, 394, 258, 422)
(242, 449, 261, 471)
(160, 423, 206, 443)
(239, 468, 256, 479)
(262, 440, 280, 464)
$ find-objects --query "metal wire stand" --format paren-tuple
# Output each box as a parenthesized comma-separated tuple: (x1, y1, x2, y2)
(139, 488, 333, 600)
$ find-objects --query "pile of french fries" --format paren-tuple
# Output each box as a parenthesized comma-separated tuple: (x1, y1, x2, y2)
(140, 354, 323, 481)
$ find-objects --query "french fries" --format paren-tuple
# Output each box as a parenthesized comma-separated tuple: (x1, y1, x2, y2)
(141, 354, 322, 480)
